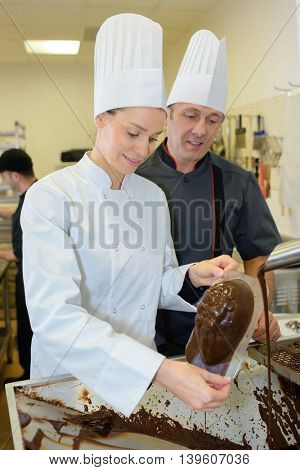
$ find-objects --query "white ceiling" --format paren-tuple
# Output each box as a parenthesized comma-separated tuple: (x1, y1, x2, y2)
(0, 0, 220, 63)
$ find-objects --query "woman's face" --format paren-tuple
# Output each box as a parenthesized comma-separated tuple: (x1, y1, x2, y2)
(95, 107, 166, 175)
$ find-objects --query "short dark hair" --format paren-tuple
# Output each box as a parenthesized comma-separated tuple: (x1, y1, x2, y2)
(106, 108, 122, 115)
(0, 148, 34, 176)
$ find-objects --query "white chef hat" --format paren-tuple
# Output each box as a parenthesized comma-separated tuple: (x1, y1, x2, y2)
(167, 30, 227, 115)
(94, 14, 166, 118)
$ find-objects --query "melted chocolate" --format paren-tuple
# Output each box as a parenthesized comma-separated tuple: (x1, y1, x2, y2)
(186, 280, 254, 371)
(253, 379, 300, 449)
(18, 411, 32, 428)
(257, 268, 273, 447)
(69, 406, 249, 450)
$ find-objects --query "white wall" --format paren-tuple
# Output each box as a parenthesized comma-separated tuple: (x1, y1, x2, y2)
(0, 63, 94, 178)
(0, 1, 299, 179)
(165, 0, 299, 109)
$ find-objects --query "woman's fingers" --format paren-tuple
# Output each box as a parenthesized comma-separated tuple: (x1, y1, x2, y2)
(200, 368, 231, 386)
(154, 360, 231, 411)
(201, 402, 224, 412)
(188, 256, 238, 288)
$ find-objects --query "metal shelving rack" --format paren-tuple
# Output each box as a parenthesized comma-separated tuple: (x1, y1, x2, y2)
(0, 121, 26, 194)
(0, 119, 26, 196)
(0, 121, 26, 154)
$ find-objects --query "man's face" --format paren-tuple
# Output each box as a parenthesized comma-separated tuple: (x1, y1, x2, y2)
(1, 171, 15, 189)
(0, 171, 18, 190)
(166, 103, 224, 164)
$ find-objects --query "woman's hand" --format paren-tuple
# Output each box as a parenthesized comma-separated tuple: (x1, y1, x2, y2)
(188, 255, 238, 288)
(154, 359, 231, 412)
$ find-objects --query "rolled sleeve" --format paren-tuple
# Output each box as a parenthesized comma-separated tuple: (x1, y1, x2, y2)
(233, 173, 281, 260)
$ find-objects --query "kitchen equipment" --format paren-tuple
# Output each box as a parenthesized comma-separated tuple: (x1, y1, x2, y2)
(271, 269, 300, 314)
(248, 337, 300, 385)
(264, 162, 271, 198)
(253, 115, 266, 151)
(262, 240, 300, 272)
(254, 157, 259, 179)
(258, 162, 267, 198)
(235, 114, 246, 149)
(60, 148, 88, 162)
(225, 116, 231, 160)
(211, 127, 225, 157)
(260, 135, 282, 166)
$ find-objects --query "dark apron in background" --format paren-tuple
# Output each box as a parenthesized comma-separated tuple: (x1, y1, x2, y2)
(155, 164, 225, 357)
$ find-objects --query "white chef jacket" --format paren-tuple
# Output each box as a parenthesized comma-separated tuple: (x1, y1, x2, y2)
(21, 153, 196, 416)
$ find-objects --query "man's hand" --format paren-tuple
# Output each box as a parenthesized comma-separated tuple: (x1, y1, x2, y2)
(154, 359, 231, 412)
(252, 310, 281, 342)
(0, 207, 16, 220)
(188, 255, 238, 288)
(0, 249, 17, 262)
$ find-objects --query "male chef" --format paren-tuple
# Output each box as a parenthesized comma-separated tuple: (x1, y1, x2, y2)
(137, 30, 281, 356)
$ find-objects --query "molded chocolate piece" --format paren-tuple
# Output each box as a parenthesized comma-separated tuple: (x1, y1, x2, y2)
(186, 280, 254, 366)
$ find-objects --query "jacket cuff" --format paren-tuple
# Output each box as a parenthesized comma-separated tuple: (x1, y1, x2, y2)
(94, 337, 165, 417)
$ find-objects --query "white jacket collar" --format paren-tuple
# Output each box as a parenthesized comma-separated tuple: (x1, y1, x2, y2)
(77, 152, 132, 191)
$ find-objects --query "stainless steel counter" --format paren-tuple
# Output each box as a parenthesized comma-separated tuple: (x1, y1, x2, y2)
(5, 314, 300, 450)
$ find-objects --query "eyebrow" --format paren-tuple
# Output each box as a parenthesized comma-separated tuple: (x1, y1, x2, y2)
(128, 122, 163, 135)
(184, 108, 223, 118)
(210, 113, 223, 118)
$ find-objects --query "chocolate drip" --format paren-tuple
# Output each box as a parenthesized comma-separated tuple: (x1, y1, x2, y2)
(257, 267, 273, 448)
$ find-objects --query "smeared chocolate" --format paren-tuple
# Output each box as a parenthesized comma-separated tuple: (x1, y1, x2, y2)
(25, 428, 44, 450)
(253, 379, 300, 449)
(186, 280, 254, 370)
(69, 406, 249, 450)
(15, 376, 298, 449)
(258, 266, 300, 449)
(18, 411, 31, 428)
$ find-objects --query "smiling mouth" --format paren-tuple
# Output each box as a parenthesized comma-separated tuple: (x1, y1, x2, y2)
(123, 154, 142, 166)
(186, 140, 204, 147)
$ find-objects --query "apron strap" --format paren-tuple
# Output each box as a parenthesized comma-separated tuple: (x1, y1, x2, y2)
(211, 163, 226, 258)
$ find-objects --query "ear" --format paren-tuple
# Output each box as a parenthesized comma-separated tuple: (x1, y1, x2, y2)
(94, 112, 108, 130)
(11, 171, 19, 179)
(167, 105, 175, 121)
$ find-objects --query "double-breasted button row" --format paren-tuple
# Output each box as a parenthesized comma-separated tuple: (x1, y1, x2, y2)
(113, 247, 145, 252)
(112, 305, 145, 314)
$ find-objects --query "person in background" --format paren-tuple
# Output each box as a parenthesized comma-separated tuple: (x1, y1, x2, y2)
(0, 148, 37, 380)
(21, 15, 237, 418)
(137, 30, 281, 357)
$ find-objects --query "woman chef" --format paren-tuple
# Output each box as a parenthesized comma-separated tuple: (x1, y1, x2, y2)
(21, 14, 237, 417)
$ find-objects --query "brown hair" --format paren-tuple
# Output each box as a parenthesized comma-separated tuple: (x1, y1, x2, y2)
(106, 108, 123, 115)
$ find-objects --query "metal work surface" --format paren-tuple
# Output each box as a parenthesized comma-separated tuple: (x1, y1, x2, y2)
(248, 337, 300, 385)
(6, 355, 300, 450)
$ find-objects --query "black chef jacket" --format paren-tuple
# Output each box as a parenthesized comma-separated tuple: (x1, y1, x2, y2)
(12, 191, 26, 271)
(11, 188, 34, 378)
(136, 139, 281, 356)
